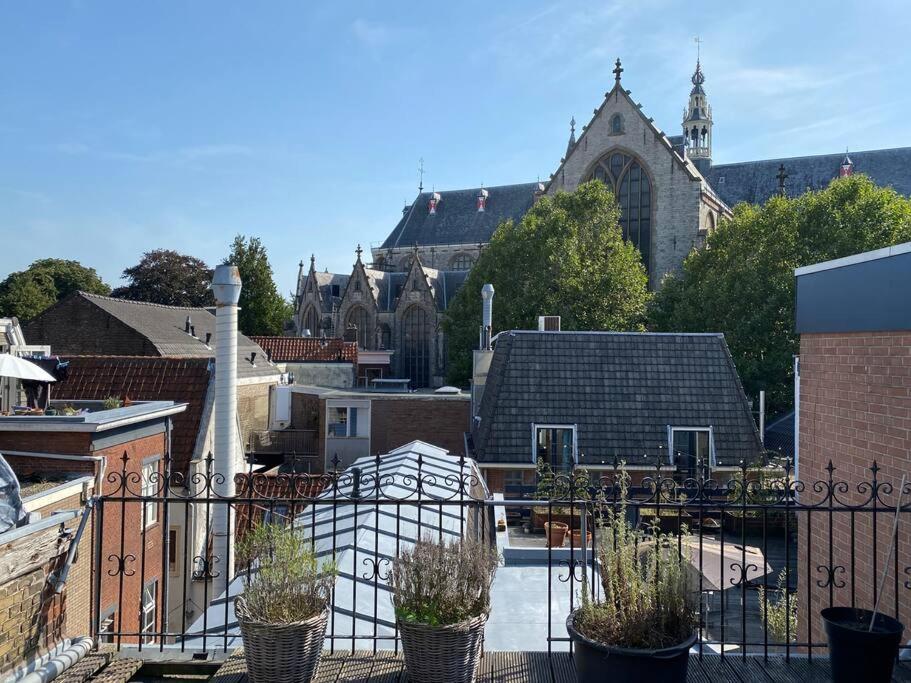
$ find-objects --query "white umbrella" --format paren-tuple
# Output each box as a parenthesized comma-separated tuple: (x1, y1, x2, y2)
(0, 354, 57, 383)
(679, 536, 771, 592)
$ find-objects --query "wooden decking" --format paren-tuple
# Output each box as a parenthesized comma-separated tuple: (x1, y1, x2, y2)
(210, 649, 911, 682)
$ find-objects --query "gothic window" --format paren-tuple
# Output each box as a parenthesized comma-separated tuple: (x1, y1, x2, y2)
(400, 305, 432, 388)
(610, 114, 623, 135)
(354, 278, 361, 292)
(301, 305, 319, 337)
(345, 306, 371, 349)
(449, 253, 474, 271)
(585, 152, 652, 273)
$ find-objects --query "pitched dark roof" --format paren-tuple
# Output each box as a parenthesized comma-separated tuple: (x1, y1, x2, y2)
(379, 183, 539, 249)
(705, 147, 911, 207)
(474, 331, 762, 466)
(72, 292, 280, 380)
(251, 337, 357, 363)
(53, 356, 210, 476)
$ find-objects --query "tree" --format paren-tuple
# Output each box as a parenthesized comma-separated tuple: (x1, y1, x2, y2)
(444, 180, 650, 384)
(649, 175, 911, 413)
(112, 249, 213, 307)
(223, 235, 293, 336)
(0, 258, 109, 320)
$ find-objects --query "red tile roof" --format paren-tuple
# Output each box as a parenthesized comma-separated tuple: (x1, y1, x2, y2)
(53, 356, 211, 476)
(250, 337, 357, 363)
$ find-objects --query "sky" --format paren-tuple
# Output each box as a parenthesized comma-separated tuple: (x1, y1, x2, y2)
(2, 1, 910, 298)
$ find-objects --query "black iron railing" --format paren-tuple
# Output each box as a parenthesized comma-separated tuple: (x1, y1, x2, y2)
(91, 453, 911, 663)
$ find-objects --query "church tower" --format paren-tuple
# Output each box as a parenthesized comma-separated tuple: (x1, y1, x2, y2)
(683, 59, 712, 171)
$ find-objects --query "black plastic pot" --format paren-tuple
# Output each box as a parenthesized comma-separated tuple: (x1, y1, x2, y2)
(566, 611, 696, 683)
(822, 607, 903, 683)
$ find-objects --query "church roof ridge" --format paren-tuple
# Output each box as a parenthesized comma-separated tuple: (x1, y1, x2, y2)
(710, 145, 911, 169)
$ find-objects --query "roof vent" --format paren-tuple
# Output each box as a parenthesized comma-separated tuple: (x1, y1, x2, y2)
(477, 188, 489, 212)
(184, 315, 192, 334)
(205, 332, 212, 346)
(428, 192, 441, 215)
(538, 315, 561, 332)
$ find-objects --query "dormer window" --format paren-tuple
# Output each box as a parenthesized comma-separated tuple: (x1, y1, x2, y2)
(668, 426, 715, 480)
(428, 192, 441, 214)
(477, 188, 489, 212)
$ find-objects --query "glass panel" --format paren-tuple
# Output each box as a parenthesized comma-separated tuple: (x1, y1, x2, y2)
(536, 427, 574, 471)
(401, 306, 431, 388)
(672, 429, 710, 480)
(349, 408, 358, 437)
(329, 407, 348, 437)
(610, 153, 625, 177)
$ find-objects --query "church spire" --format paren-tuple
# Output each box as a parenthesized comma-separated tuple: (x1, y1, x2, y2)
(682, 42, 712, 165)
(566, 116, 576, 156)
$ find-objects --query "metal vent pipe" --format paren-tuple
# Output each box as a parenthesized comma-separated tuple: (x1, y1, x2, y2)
(481, 284, 495, 350)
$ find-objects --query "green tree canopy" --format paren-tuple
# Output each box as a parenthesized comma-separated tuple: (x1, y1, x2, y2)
(649, 175, 911, 413)
(0, 258, 110, 320)
(112, 249, 213, 307)
(444, 180, 650, 384)
(223, 235, 292, 336)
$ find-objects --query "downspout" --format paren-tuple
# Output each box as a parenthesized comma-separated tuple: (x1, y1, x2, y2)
(210, 265, 241, 585)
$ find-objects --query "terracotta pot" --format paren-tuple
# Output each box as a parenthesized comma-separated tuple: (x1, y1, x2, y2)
(544, 521, 568, 548)
(570, 529, 592, 547)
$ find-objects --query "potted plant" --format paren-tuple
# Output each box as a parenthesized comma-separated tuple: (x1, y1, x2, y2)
(545, 520, 569, 547)
(821, 608, 903, 683)
(566, 469, 697, 683)
(234, 523, 337, 683)
(531, 459, 593, 532)
(390, 535, 499, 683)
(570, 527, 592, 547)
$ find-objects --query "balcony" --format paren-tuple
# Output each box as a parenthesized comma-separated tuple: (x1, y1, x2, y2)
(81, 447, 911, 682)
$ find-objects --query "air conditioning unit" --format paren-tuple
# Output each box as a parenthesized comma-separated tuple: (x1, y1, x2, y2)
(537, 316, 561, 332)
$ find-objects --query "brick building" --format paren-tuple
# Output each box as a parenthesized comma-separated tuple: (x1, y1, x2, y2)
(795, 242, 911, 646)
(289, 385, 470, 471)
(0, 400, 186, 649)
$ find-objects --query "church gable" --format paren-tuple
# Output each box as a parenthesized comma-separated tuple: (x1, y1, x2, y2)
(395, 256, 436, 314)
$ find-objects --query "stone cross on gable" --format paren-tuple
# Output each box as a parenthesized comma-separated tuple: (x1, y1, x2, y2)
(613, 58, 623, 84)
(355, 244, 363, 261)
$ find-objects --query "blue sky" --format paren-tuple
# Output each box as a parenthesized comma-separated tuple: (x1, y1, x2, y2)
(2, 1, 909, 297)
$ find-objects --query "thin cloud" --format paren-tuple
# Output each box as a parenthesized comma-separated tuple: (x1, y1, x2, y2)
(351, 18, 400, 51)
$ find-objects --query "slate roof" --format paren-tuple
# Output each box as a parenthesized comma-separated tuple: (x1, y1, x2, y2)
(474, 331, 762, 466)
(705, 147, 911, 207)
(379, 182, 539, 249)
(251, 336, 357, 363)
(71, 292, 280, 380)
(53, 356, 211, 476)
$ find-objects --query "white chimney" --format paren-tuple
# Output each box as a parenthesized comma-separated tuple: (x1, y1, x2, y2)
(481, 283, 495, 350)
(538, 315, 561, 331)
(210, 264, 241, 583)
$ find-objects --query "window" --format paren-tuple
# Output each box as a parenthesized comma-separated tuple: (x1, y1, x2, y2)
(300, 305, 319, 337)
(503, 470, 526, 491)
(610, 114, 623, 135)
(400, 305, 432, 388)
(98, 606, 116, 644)
(141, 460, 159, 529)
(354, 278, 362, 292)
(533, 424, 576, 471)
(328, 406, 360, 437)
(669, 427, 714, 480)
(586, 152, 652, 274)
(141, 580, 157, 644)
(449, 253, 474, 271)
(345, 306, 371, 350)
(168, 528, 179, 575)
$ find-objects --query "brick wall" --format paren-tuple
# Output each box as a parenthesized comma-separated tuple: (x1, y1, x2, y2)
(0, 432, 92, 456)
(23, 295, 155, 356)
(371, 398, 469, 456)
(798, 331, 911, 646)
(0, 524, 69, 675)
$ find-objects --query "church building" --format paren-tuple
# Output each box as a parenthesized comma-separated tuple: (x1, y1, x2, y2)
(295, 59, 911, 388)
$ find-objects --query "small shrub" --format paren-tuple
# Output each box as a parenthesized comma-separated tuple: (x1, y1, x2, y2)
(235, 523, 336, 623)
(574, 468, 697, 649)
(102, 396, 123, 410)
(390, 535, 499, 627)
(757, 569, 797, 643)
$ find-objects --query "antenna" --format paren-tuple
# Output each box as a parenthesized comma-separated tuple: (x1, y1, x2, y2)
(418, 157, 425, 193)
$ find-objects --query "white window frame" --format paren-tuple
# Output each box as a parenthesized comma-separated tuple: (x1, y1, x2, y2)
(530, 423, 578, 466)
(326, 400, 370, 439)
(141, 579, 157, 644)
(667, 426, 715, 468)
(140, 459, 160, 529)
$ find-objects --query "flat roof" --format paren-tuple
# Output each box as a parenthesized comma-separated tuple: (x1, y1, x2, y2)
(0, 400, 187, 432)
(289, 385, 469, 400)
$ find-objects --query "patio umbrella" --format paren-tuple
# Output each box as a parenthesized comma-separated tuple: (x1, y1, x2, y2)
(0, 354, 57, 383)
(679, 536, 771, 592)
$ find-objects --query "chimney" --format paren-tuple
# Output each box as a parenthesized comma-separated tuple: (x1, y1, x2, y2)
(210, 264, 241, 585)
(190, 325, 196, 338)
(477, 188, 489, 212)
(472, 284, 496, 421)
(184, 315, 192, 334)
(249, 351, 257, 366)
(538, 315, 561, 331)
(480, 284, 495, 350)
(428, 192, 441, 214)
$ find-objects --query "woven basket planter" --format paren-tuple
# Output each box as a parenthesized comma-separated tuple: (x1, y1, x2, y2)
(398, 612, 487, 683)
(235, 598, 328, 683)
